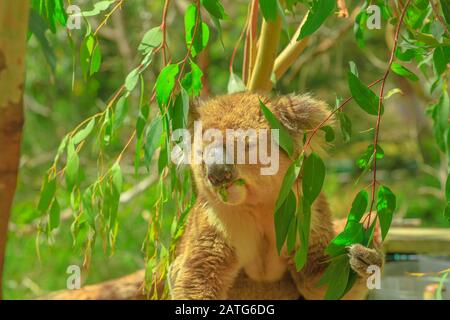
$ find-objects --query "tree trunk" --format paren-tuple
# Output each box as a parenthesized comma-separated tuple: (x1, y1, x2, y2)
(0, 0, 30, 299)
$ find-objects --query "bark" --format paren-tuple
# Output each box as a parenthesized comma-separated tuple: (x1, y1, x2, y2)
(41, 270, 166, 300)
(0, 0, 30, 299)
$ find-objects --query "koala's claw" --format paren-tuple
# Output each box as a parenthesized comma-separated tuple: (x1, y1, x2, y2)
(347, 244, 384, 278)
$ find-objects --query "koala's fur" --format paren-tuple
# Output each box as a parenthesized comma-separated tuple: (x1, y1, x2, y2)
(169, 92, 383, 300)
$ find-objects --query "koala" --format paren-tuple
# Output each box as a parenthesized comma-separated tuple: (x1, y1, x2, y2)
(168, 92, 383, 300)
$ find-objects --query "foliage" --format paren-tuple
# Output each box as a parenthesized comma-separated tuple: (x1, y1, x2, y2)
(4, 0, 449, 299)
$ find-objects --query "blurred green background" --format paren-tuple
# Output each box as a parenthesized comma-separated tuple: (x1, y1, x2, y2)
(4, 0, 448, 299)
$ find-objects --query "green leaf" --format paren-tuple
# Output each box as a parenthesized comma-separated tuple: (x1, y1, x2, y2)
(274, 190, 297, 253)
(125, 68, 140, 92)
(349, 61, 358, 76)
(66, 140, 80, 191)
(185, 4, 209, 57)
(72, 118, 96, 145)
(295, 197, 312, 271)
(90, 44, 102, 76)
(320, 125, 335, 142)
(385, 88, 404, 99)
(391, 62, 419, 81)
(227, 72, 246, 93)
(298, 0, 336, 40)
(356, 144, 384, 169)
(330, 221, 365, 247)
(111, 163, 123, 194)
(260, 0, 278, 22)
(156, 64, 179, 107)
(259, 100, 294, 158)
(80, 33, 95, 79)
(28, 9, 56, 71)
(338, 112, 352, 143)
(171, 88, 190, 131)
(144, 116, 163, 167)
(434, 47, 448, 75)
(286, 217, 297, 254)
(181, 61, 203, 97)
(78, 0, 116, 17)
(82, 187, 95, 228)
(376, 185, 396, 240)
(31, 0, 67, 32)
(201, 0, 228, 20)
(354, 5, 368, 48)
(429, 92, 449, 153)
(325, 191, 367, 256)
(302, 152, 325, 203)
(348, 71, 384, 116)
(138, 27, 163, 55)
(348, 190, 369, 224)
(440, 0, 450, 25)
(275, 155, 303, 210)
(320, 255, 351, 300)
(38, 174, 56, 213)
(49, 198, 61, 230)
(444, 203, 450, 221)
(113, 95, 129, 129)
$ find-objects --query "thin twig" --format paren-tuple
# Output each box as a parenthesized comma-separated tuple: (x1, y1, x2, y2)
(366, 0, 412, 227)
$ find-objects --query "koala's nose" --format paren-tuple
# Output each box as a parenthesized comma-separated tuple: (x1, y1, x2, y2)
(207, 163, 236, 187)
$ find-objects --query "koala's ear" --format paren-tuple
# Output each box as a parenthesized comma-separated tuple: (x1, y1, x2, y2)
(271, 94, 333, 133)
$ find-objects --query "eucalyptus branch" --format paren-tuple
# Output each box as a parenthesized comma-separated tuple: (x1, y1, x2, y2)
(93, 0, 124, 36)
(366, 0, 412, 227)
(243, 0, 259, 84)
(248, 15, 282, 91)
(273, 16, 309, 82)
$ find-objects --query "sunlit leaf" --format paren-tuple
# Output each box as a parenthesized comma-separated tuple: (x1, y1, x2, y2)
(185, 4, 209, 57)
(298, 0, 336, 40)
(156, 64, 179, 107)
(391, 62, 418, 81)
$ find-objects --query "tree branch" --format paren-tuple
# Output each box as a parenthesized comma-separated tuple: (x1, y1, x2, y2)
(248, 15, 282, 92)
(273, 16, 309, 82)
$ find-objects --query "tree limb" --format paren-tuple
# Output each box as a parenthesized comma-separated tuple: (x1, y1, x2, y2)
(248, 16, 282, 92)
(273, 16, 309, 82)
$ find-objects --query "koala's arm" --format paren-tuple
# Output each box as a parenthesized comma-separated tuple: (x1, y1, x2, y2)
(287, 216, 384, 300)
(169, 210, 240, 300)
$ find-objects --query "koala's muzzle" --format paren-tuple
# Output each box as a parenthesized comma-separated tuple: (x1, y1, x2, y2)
(206, 163, 236, 187)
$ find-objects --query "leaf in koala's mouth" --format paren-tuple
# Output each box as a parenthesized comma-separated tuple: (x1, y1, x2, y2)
(216, 178, 246, 202)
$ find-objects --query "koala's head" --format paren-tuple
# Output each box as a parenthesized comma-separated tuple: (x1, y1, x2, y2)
(188, 92, 331, 209)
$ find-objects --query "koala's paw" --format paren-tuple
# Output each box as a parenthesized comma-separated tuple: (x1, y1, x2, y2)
(347, 244, 384, 278)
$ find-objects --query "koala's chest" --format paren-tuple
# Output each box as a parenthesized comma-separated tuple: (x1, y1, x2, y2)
(214, 211, 288, 282)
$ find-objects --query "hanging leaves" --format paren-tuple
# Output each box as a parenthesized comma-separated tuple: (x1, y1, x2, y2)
(184, 4, 210, 57)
